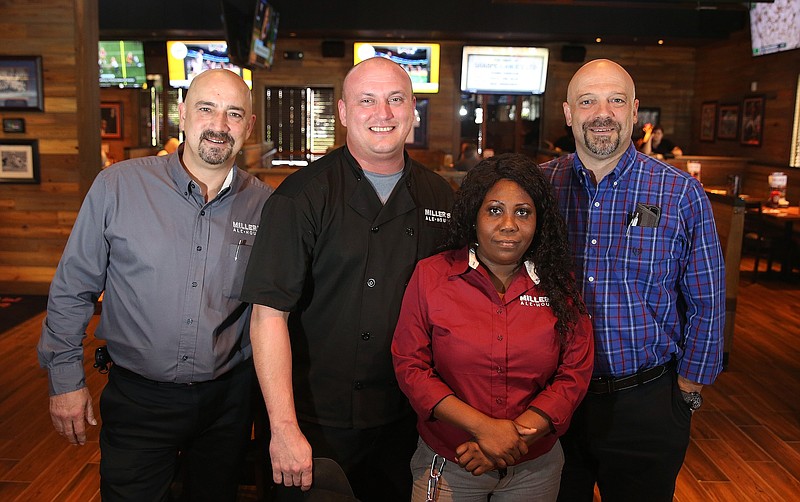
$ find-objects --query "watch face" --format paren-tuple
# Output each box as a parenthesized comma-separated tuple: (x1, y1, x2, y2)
(682, 391, 703, 411)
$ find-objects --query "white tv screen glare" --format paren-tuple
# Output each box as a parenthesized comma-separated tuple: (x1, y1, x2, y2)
(460, 46, 549, 95)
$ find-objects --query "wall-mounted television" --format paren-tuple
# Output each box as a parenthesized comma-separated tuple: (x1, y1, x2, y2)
(460, 46, 549, 95)
(166, 41, 252, 89)
(249, 0, 279, 68)
(222, 0, 279, 69)
(99, 40, 147, 88)
(353, 42, 440, 94)
(750, 0, 800, 57)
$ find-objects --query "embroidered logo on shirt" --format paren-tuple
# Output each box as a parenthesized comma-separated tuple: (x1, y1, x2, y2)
(424, 208, 451, 223)
(519, 294, 550, 307)
(232, 221, 258, 236)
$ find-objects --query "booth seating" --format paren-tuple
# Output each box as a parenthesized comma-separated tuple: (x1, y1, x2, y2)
(706, 192, 746, 368)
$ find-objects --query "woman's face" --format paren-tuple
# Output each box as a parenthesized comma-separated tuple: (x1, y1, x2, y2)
(475, 179, 537, 270)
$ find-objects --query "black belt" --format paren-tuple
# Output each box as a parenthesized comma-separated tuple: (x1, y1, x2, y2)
(112, 362, 246, 388)
(588, 363, 670, 394)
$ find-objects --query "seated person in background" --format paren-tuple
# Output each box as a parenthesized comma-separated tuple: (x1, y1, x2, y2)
(454, 142, 481, 172)
(393, 153, 593, 501)
(639, 123, 683, 159)
(553, 125, 576, 153)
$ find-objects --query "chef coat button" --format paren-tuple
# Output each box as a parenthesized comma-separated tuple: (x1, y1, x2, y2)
(406, 227, 414, 236)
(361, 331, 371, 341)
(371, 226, 379, 233)
(367, 278, 376, 288)
(354, 381, 363, 390)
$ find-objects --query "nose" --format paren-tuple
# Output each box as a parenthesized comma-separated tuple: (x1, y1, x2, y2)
(211, 110, 230, 131)
(376, 100, 394, 120)
(500, 213, 518, 232)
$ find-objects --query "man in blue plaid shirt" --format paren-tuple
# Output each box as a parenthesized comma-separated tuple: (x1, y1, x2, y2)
(540, 59, 724, 502)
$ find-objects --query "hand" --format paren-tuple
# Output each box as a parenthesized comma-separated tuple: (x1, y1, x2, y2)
(49, 387, 96, 445)
(677, 375, 703, 394)
(472, 417, 528, 468)
(268, 424, 313, 491)
(513, 421, 539, 442)
(455, 440, 496, 476)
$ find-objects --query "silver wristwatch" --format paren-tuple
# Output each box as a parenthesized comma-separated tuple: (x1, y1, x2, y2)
(680, 390, 703, 413)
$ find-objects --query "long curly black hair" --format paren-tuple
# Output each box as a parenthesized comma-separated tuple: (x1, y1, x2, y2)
(444, 153, 586, 344)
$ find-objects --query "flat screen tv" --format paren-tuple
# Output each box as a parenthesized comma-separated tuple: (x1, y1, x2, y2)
(99, 40, 147, 88)
(249, 0, 279, 68)
(460, 46, 549, 95)
(353, 42, 440, 94)
(750, 0, 800, 56)
(166, 41, 252, 89)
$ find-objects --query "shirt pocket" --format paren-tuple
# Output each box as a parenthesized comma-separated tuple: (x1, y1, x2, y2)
(222, 241, 252, 300)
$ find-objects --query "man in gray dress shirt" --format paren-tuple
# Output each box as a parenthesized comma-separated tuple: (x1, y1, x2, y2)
(37, 69, 272, 502)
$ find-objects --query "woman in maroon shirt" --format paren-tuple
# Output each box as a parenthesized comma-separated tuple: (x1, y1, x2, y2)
(393, 153, 594, 501)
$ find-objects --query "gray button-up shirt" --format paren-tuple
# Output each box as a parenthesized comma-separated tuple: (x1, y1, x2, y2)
(38, 147, 272, 395)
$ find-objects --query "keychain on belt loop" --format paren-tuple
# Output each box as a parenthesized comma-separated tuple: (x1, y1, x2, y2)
(426, 453, 446, 502)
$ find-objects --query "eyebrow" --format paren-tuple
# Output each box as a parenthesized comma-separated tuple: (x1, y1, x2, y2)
(194, 100, 246, 113)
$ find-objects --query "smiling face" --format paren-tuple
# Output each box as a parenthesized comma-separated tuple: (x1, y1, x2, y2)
(337, 58, 415, 173)
(179, 69, 255, 171)
(563, 59, 638, 164)
(475, 179, 537, 273)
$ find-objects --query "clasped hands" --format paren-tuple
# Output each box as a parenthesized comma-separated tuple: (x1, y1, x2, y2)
(454, 417, 537, 476)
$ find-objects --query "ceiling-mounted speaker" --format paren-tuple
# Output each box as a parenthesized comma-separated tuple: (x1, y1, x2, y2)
(322, 40, 345, 58)
(561, 45, 586, 63)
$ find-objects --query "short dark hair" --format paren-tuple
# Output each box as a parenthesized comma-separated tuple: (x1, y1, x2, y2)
(444, 153, 586, 341)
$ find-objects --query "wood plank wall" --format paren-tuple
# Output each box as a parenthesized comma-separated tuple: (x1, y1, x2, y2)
(1, 21, 798, 295)
(0, 0, 99, 295)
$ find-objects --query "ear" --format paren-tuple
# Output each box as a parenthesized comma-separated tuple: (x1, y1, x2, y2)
(178, 102, 187, 131)
(562, 102, 572, 126)
(633, 98, 640, 125)
(337, 99, 347, 127)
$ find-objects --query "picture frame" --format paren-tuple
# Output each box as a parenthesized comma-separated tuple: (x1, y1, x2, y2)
(717, 104, 739, 140)
(100, 101, 122, 139)
(0, 56, 44, 112)
(740, 95, 765, 147)
(405, 98, 428, 149)
(699, 101, 716, 142)
(0, 139, 40, 184)
(2, 117, 26, 133)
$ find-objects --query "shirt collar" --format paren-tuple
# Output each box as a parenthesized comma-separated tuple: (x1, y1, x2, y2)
(450, 247, 540, 285)
(167, 143, 238, 199)
(571, 142, 639, 183)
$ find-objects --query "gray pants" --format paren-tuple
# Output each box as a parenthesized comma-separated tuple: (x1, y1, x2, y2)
(410, 437, 564, 502)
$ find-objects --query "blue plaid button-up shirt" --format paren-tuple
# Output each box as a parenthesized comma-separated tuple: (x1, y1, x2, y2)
(540, 143, 724, 385)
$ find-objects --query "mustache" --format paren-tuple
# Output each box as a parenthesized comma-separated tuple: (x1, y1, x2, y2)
(583, 117, 621, 132)
(200, 130, 234, 145)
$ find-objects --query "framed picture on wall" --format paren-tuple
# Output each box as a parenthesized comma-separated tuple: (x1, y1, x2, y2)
(638, 107, 660, 128)
(405, 98, 428, 149)
(0, 139, 40, 184)
(740, 95, 765, 146)
(717, 104, 739, 140)
(0, 56, 44, 112)
(699, 101, 716, 142)
(100, 101, 122, 139)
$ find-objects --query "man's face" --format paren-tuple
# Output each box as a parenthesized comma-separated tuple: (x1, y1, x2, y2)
(179, 70, 255, 169)
(563, 61, 638, 161)
(337, 59, 415, 168)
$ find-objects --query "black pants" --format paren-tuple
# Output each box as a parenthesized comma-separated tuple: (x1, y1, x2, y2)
(274, 412, 418, 502)
(557, 369, 693, 502)
(99, 361, 254, 502)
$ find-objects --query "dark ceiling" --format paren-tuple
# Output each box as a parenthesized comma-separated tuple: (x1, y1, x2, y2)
(99, 0, 761, 46)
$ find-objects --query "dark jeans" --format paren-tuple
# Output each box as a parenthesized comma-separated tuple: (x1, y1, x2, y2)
(99, 361, 254, 502)
(557, 369, 693, 502)
(274, 412, 418, 502)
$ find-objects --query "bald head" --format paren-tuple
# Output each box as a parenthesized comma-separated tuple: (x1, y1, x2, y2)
(186, 69, 253, 116)
(567, 59, 636, 104)
(562, 59, 639, 170)
(342, 57, 413, 102)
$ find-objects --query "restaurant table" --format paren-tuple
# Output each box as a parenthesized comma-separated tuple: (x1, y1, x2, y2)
(761, 206, 800, 278)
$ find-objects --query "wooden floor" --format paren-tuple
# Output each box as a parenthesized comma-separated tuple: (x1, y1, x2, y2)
(1, 260, 798, 501)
